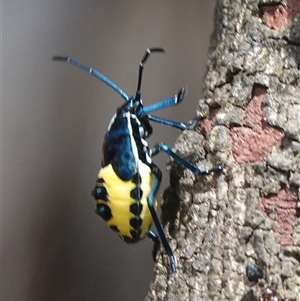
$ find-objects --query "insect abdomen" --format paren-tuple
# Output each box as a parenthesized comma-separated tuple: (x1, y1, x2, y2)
(92, 161, 157, 243)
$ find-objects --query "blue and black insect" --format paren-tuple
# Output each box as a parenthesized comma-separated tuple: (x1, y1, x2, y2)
(52, 48, 222, 272)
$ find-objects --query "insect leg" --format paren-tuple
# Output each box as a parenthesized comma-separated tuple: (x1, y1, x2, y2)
(148, 115, 189, 130)
(148, 115, 197, 131)
(147, 230, 161, 262)
(141, 87, 186, 114)
(52, 56, 129, 101)
(147, 166, 177, 273)
(150, 142, 222, 175)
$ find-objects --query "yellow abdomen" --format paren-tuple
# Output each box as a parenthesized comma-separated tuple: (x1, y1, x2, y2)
(94, 160, 157, 242)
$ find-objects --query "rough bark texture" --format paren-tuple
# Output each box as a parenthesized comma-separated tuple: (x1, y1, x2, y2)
(145, 0, 300, 300)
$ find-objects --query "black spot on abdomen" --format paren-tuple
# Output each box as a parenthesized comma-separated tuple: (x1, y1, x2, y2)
(95, 204, 112, 221)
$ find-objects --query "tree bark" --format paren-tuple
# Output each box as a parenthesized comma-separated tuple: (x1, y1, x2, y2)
(145, 0, 300, 300)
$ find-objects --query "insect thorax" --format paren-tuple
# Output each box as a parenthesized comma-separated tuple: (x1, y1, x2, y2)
(102, 110, 152, 180)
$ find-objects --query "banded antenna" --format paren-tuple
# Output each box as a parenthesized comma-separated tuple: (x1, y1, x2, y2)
(135, 47, 165, 102)
(52, 55, 130, 101)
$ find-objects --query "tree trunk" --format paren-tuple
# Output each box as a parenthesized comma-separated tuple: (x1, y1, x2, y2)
(145, 0, 300, 300)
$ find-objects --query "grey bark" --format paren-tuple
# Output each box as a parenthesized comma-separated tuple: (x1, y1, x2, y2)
(145, 0, 300, 300)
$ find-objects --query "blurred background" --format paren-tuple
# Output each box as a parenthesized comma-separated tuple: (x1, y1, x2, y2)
(2, 1, 217, 300)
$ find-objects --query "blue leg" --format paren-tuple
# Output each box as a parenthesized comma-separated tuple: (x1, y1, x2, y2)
(148, 115, 197, 131)
(52, 56, 129, 101)
(147, 230, 161, 263)
(147, 166, 177, 273)
(148, 115, 187, 130)
(140, 87, 186, 114)
(150, 142, 222, 175)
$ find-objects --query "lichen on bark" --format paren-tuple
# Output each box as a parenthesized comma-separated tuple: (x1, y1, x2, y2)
(145, 0, 300, 300)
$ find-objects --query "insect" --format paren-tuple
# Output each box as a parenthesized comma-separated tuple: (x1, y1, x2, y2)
(246, 262, 290, 301)
(52, 48, 222, 272)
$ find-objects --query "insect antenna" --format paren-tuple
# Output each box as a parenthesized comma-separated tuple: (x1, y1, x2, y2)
(135, 47, 165, 102)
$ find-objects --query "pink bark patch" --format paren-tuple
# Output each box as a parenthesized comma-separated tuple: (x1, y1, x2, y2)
(262, 5, 289, 29)
(261, 1, 300, 30)
(200, 108, 220, 136)
(260, 187, 297, 246)
(230, 87, 283, 163)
